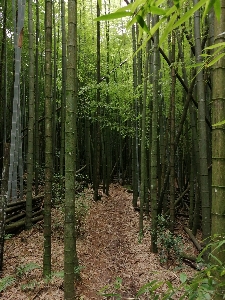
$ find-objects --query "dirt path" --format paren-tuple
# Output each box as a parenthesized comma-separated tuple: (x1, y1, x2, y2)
(76, 185, 192, 299)
(1, 184, 195, 299)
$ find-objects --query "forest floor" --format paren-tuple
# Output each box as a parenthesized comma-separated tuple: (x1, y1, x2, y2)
(1, 184, 200, 299)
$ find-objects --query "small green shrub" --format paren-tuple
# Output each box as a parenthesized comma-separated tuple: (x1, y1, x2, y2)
(44, 266, 83, 283)
(156, 215, 183, 266)
(0, 276, 15, 292)
(4, 234, 14, 240)
(75, 173, 89, 192)
(16, 262, 41, 278)
(135, 279, 175, 299)
(52, 270, 64, 279)
(52, 172, 89, 205)
(36, 163, 45, 186)
(52, 173, 65, 205)
(51, 174, 90, 236)
(21, 280, 38, 291)
(99, 277, 122, 299)
(135, 264, 223, 299)
(75, 192, 90, 236)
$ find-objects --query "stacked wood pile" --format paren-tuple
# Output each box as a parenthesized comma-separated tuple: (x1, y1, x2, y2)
(5, 194, 44, 233)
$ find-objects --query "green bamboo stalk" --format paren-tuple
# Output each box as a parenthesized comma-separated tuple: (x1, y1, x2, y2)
(26, 0, 35, 230)
(64, 0, 78, 297)
(43, 0, 53, 278)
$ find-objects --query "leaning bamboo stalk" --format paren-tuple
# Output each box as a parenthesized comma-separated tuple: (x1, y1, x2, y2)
(164, 185, 190, 216)
(183, 226, 202, 251)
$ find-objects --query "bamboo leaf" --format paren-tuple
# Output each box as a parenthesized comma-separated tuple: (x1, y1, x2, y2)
(151, 281, 165, 292)
(94, 11, 133, 21)
(149, 6, 167, 15)
(188, 62, 204, 68)
(207, 52, 225, 67)
(214, 0, 221, 20)
(211, 239, 225, 252)
(127, 15, 138, 28)
(212, 119, 225, 127)
(150, 16, 164, 37)
(172, 0, 207, 30)
(200, 53, 211, 57)
(180, 273, 187, 283)
(136, 280, 161, 296)
(155, 0, 170, 6)
(136, 15, 150, 34)
(131, 0, 146, 13)
(209, 253, 222, 265)
(165, 5, 177, 17)
(138, 25, 144, 43)
(159, 13, 177, 46)
(117, 3, 133, 12)
(173, 0, 180, 9)
(213, 46, 225, 56)
(202, 0, 216, 20)
(204, 42, 225, 50)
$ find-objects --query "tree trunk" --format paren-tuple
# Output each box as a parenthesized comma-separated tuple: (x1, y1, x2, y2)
(64, 0, 78, 297)
(0, 143, 10, 271)
(60, 0, 66, 187)
(169, 29, 176, 232)
(131, 18, 138, 208)
(34, 0, 40, 196)
(140, 15, 149, 234)
(26, 0, 35, 230)
(151, 14, 160, 253)
(93, 1, 101, 202)
(211, 0, 225, 276)
(52, 1, 57, 173)
(7, 0, 25, 203)
(43, 0, 53, 278)
(0, 0, 7, 178)
(193, 0, 211, 246)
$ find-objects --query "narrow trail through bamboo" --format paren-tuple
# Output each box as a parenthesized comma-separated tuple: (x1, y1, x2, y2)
(1, 184, 197, 299)
(76, 184, 193, 299)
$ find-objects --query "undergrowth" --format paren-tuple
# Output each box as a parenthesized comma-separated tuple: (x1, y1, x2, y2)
(16, 262, 41, 278)
(99, 236, 225, 299)
(0, 276, 15, 293)
(0, 262, 40, 293)
(51, 172, 92, 236)
(0, 171, 91, 294)
(0, 262, 83, 293)
(156, 215, 183, 267)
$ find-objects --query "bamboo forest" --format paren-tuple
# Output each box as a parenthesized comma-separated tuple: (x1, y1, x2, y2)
(0, 0, 225, 299)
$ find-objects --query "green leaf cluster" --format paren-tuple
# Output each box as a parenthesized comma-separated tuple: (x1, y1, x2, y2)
(16, 262, 41, 278)
(99, 276, 122, 300)
(95, 0, 221, 47)
(0, 276, 15, 292)
(155, 215, 183, 266)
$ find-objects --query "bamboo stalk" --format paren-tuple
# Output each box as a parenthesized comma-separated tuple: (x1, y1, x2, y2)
(183, 226, 202, 251)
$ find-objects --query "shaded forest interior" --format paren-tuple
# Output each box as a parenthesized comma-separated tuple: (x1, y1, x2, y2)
(0, 0, 225, 299)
